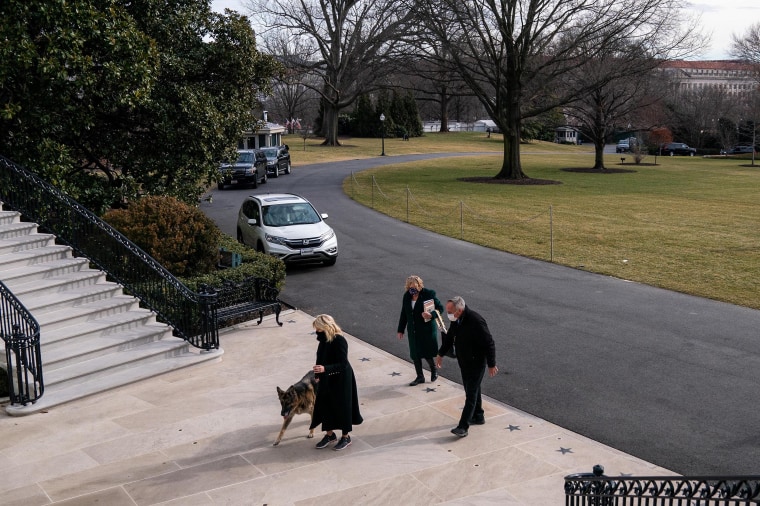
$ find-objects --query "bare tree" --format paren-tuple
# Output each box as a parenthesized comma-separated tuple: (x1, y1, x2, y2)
(260, 32, 321, 132)
(563, 39, 678, 170)
(732, 22, 760, 70)
(248, 0, 413, 146)
(666, 85, 742, 150)
(412, 0, 703, 180)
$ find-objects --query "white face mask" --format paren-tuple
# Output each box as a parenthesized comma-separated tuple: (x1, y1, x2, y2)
(447, 313, 457, 322)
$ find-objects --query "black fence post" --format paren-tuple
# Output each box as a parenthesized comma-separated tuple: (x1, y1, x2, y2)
(197, 285, 219, 351)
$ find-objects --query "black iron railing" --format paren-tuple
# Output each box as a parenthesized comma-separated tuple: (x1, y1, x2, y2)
(565, 467, 760, 505)
(0, 155, 218, 350)
(0, 280, 44, 405)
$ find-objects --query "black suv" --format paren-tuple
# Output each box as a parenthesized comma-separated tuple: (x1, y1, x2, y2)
(261, 145, 291, 178)
(218, 150, 267, 190)
(661, 142, 696, 157)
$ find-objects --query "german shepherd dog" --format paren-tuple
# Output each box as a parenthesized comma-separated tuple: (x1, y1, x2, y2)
(274, 370, 318, 446)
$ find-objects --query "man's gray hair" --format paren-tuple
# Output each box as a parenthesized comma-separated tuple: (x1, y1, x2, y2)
(449, 296, 466, 311)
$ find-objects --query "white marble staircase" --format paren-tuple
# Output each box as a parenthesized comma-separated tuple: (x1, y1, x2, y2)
(0, 206, 223, 415)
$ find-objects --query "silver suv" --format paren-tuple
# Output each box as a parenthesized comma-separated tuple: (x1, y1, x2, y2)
(237, 194, 338, 266)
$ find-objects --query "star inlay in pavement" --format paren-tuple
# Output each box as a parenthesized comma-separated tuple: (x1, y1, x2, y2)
(389, 371, 401, 377)
(557, 447, 573, 455)
(359, 357, 370, 362)
(424, 387, 436, 392)
(507, 425, 521, 432)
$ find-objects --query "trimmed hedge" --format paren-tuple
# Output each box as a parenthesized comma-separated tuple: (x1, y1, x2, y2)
(180, 235, 286, 292)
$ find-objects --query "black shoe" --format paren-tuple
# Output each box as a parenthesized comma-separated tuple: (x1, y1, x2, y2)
(333, 435, 352, 451)
(430, 370, 438, 382)
(315, 433, 337, 449)
(468, 417, 485, 425)
(409, 377, 425, 386)
(451, 427, 468, 437)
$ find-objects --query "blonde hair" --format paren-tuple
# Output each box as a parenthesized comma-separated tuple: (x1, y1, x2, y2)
(313, 314, 343, 342)
(404, 275, 424, 291)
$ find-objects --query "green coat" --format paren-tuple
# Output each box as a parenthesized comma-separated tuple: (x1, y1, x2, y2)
(397, 288, 444, 360)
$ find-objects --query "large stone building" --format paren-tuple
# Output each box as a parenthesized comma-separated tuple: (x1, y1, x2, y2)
(659, 60, 758, 95)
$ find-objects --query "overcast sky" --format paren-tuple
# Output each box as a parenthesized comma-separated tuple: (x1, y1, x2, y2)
(210, 0, 759, 60)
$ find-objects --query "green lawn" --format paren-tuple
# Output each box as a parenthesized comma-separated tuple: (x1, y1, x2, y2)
(287, 132, 760, 309)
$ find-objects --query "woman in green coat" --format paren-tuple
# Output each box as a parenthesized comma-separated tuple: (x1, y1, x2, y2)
(397, 275, 444, 386)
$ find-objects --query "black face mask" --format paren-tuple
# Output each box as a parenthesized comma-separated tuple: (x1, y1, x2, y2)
(409, 288, 419, 296)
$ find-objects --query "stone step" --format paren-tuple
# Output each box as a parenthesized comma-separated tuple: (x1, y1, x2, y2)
(16, 282, 124, 315)
(0, 233, 56, 255)
(5, 346, 224, 416)
(42, 309, 158, 348)
(32, 295, 140, 331)
(0, 244, 72, 271)
(42, 338, 196, 390)
(4, 269, 105, 299)
(0, 210, 20, 225)
(42, 322, 173, 371)
(0, 221, 38, 240)
(0, 257, 91, 284)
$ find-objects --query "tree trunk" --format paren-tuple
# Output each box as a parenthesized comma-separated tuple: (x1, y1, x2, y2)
(321, 103, 341, 146)
(593, 139, 606, 170)
(494, 94, 527, 179)
(439, 87, 449, 132)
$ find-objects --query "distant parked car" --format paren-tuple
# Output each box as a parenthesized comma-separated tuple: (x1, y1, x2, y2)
(616, 137, 638, 153)
(661, 142, 696, 157)
(218, 150, 267, 189)
(261, 145, 291, 178)
(729, 145, 755, 154)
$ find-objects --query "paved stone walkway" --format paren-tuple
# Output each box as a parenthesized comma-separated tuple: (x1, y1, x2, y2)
(0, 310, 674, 505)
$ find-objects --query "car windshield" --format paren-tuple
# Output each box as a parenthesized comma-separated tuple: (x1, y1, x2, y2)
(236, 152, 255, 163)
(261, 148, 277, 158)
(263, 203, 321, 227)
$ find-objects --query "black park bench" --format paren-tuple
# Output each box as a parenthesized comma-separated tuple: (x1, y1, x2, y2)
(213, 277, 283, 328)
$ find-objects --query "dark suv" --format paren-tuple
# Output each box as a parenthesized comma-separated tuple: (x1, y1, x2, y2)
(218, 150, 267, 190)
(261, 145, 291, 178)
(661, 142, 696, 157)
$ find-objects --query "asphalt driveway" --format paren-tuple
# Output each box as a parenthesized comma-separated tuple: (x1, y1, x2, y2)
(204, 152, 760, 475)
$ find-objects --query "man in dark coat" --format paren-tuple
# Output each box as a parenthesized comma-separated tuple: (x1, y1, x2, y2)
(397, 275, 444, 386)
(435, 296, 498, 438)
(310, 314, 363, 451)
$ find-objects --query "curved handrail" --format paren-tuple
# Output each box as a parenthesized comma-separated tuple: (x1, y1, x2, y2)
(0, 280, 43, 405)
(0, 155, 218, 350)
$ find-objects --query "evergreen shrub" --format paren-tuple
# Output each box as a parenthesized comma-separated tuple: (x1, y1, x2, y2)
(103, 196, 221, 277)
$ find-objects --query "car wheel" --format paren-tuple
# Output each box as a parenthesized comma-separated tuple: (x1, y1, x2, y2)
(669, 152, 674, 157)
(285, 161, 291, 174)
(237, 228, 244, 244)
(262, 171, 268, 184)
(217, 182, 225, 190)
(256, 241, 265, 253)
(272, 166, 279, 178)
(323, 257, 337, 266)
(689, 152, 694, 157)
(251, 172, 258, 188)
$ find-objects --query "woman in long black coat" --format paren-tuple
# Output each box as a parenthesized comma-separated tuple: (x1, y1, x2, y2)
(397, 275, 444, 386)
(309, 314, 363, 451)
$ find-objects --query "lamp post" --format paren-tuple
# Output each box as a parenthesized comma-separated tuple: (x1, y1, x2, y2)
(380, 113, 386, 156)
(752, 120, 756, 167)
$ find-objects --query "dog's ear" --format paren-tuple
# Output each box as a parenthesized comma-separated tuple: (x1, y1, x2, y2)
(277, 386, 284, 395)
